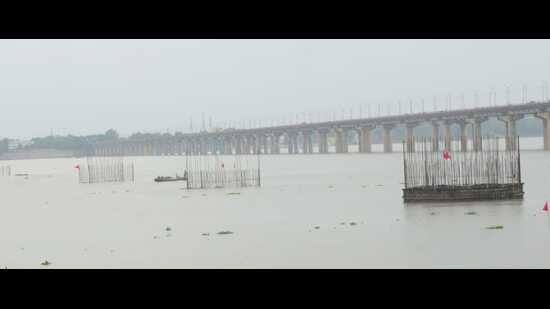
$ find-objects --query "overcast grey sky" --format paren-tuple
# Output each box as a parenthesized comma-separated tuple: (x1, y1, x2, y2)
(1, 39, 550, 139)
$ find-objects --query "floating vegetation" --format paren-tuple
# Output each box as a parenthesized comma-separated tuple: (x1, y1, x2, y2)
(328, 185, 334, 189)
(314, 226, 320, 230)
(40, 260, 51, 266)
(340, 222, 346, 225)
(226, 192, 241, 195)
(376, 184, 384, 187)
(486, 225, 504, 230)
(201, 233, 210, 236)
(349, 222, 357, 226)
(465, 211, 478, 215)
(165, 227, 172, 231)
(217, 231, 234, 235)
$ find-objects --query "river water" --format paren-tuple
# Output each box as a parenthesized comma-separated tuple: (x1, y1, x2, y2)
(1, 137, 550, 268)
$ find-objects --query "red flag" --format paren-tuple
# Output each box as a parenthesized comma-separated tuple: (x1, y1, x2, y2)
(544, 201, 548, 212)
(443, 150, 451, 160)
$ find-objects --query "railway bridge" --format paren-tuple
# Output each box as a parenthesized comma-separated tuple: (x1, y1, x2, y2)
(91, 101, 550, 156)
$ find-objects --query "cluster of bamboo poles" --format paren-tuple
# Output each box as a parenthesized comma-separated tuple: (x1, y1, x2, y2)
(185, 151, 261, 189)
(79, 157, 135, 184)
(0, 165, 10, 176)
(403, 136, 521, 188)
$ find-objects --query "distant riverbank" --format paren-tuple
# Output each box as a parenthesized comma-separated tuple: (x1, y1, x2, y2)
(0, 149, 75, 160)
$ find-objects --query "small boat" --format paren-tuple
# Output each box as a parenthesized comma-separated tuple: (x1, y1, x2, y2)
(154, 173, 187, 183)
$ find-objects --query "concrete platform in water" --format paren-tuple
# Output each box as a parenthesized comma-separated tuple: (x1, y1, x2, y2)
(402, 183, 524, 203)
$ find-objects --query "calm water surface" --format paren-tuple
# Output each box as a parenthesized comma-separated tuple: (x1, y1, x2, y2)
(1, 137, 550, 268)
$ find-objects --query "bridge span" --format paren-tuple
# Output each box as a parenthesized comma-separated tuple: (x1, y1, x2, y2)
(90, 101, 550, 156)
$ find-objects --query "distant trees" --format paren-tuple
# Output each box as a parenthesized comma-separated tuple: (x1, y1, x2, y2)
(23, 129, 121, 151)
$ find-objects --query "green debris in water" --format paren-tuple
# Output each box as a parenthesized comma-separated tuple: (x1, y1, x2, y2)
(201, 233, 210, 236)
(226, 192, 241, 195)
(165, 227, 172, 231)
(217, 231, 234, 235)
(349, 222, 357, 226)
(465, 211, 478, 215)
(314, 226, 320, 229)
(40, 260, 51, 266)
(486, 225, 504, 230)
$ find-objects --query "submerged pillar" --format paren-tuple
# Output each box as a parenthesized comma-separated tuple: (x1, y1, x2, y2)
(358, 126, 373, 153)
(535, 111, 550, 150)
(383, 124, 394, 153)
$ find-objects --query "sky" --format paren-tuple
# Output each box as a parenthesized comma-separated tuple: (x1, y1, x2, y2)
(1, 39, 550, 139)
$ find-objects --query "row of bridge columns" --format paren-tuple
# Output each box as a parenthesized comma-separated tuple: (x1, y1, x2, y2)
(93, 114, 548, 156)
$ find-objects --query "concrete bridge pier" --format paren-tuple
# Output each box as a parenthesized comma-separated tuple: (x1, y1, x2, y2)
(460, 122, 469, 152)
(288, 132, 298, 154)
(262, 134, 269, 154)
(382, 124, 394, 153)
(498, 114, 523, 150)
(441, 121, 452, 151)
(271, 133, 281, 154)
(245, 136, 253, 154)
(431, 122, 440, 152)
(198, 138, 206, 155)
(242, 136, 250, 154)
(334, 128, 348, 153)
(469, 118, 486, 152)
(405, 123, 418, 152)
(317, 129, 329, 154)
(235, 136, 243, 155)
(223, 137, 232, 155)
(253, 135, 262, 154)
(358, 126, 373, 153)
(302, 131, 313, 154)
(535, 112, 550, 150)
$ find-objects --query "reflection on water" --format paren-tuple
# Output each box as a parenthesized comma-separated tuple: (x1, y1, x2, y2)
(0, 137, 549, 268)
